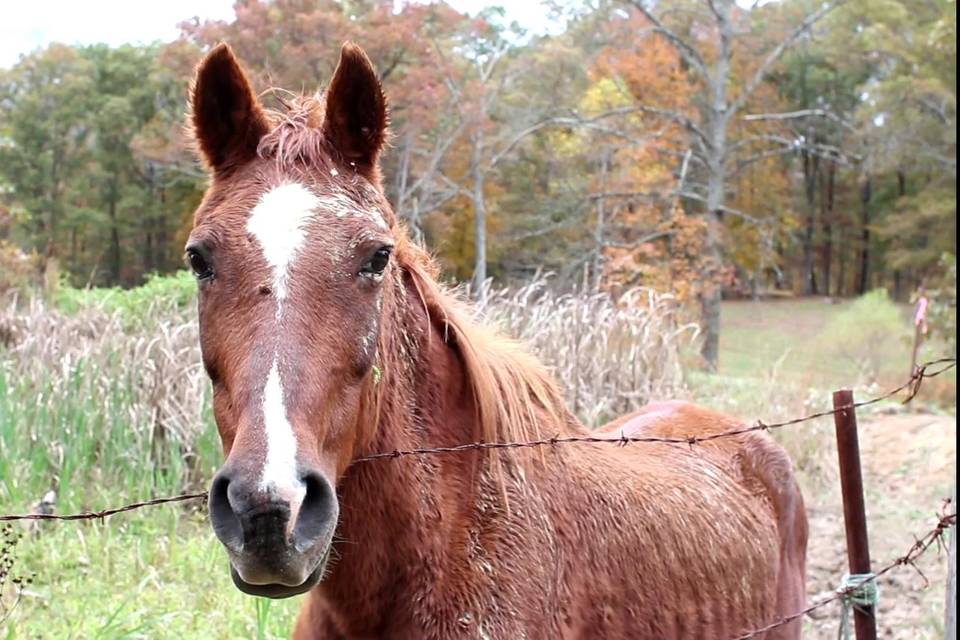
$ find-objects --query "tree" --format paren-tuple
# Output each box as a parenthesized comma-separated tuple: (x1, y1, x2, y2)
(849, 0, 957, 287)
(618, 0, 837, 370)
(0, 43, 204, 286)
(0, 45, 96, 270)
(425, 10, 567, 292)
(0, 0, 952, 315)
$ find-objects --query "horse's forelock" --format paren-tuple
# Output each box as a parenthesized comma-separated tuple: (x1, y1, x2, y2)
(257, 94, 333, 171)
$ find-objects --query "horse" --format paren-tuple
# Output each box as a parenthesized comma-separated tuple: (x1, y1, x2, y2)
(186, 42, 808, 639)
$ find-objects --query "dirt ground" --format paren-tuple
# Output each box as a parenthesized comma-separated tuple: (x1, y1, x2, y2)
(800, 411, 956, 639)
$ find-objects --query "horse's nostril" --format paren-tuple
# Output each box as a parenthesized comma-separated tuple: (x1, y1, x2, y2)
(294, 471, 336, 552)
(209, 471, 243, 553)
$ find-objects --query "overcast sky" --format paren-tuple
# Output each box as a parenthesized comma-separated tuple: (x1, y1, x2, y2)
(0, 0, 560, 69)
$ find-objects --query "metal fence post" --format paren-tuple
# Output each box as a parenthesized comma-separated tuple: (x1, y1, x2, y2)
(833, 389, 878, 640)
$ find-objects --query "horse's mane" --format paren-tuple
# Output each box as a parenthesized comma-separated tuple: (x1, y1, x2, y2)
(397, 239, 577, 448)
(256, 93, 575, 448)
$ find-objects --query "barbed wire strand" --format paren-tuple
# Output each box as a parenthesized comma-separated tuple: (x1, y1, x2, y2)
(353, 357, 955, 462)
(0, 493, 207, 523)
(732, 504, 957, 640)
(0, 357, 953, 523)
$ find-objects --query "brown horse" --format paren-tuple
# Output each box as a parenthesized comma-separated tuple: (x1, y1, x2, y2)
(186, 42, 807, 639)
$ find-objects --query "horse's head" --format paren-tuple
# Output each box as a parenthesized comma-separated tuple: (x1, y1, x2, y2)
(187, 42, 395, 598)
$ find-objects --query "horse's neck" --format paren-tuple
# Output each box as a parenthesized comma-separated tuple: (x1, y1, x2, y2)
(316, 281, 481, 629)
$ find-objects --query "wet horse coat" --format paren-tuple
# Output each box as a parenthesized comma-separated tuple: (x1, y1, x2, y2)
(187, 42, 807, 640)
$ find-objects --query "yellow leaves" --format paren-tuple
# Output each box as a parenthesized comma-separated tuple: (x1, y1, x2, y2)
(580, 77, 633, 115)
(580, 14, 705, 301)
(544, 127, 582, 160)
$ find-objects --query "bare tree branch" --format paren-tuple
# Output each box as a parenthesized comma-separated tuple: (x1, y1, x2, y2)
(730, 133, 859, 162)
(488, 105, 692, 170)
(487, 118, 557, 169)
(602, 230, 676, 249)
(561, 102, 711, 150)
(729, 143, 853, 175)
(744, 108, 855, 132)
(583, 190, 664, 201)
(705, 0, 723, 22)
(730, 2, 838, 114)
(674, 191, 766, 225)
(627, 0, 708, 79)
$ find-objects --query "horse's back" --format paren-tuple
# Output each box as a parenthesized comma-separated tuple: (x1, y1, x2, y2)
(597, 401, 808, 640)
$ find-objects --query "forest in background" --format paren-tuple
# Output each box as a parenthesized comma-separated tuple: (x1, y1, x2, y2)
(0, 0, 955, 369)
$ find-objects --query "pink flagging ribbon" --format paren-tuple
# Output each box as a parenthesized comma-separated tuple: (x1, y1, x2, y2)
(915, 296, 929, 329)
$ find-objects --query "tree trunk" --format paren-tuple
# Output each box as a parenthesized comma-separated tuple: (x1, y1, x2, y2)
(837, 223, 847, 297)
(857, 174, 872, 295)
(42, 147, 64, 274)
(821, 161, 835, 296)
(409, 197, 424, 246)
(158, 184, 169, 271)
(698, 0, 734, 373)
(395, 131, 424, 243)
(471, 129, 488, 298)
(143, 164, 156, 277)
(700, 209, 723, 373)
(892, 170, 907, 300)
(70, 227, 78, 275)
(109, 176, 121, 285)
(593, 150, 610, 290)
(801, 147, 819, 295)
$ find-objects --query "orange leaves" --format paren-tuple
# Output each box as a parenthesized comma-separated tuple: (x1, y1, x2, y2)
(592, 12, 692, 115)
(581, 9, 705, 300)
(602, 202, 708, 304)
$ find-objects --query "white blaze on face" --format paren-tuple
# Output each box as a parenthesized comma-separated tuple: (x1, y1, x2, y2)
(245, 182, 320, 498)
(259, 361, 302, 498)
(246, 182, 321, 301)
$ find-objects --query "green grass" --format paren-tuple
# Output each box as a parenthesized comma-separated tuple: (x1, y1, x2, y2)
(2, 514, 301, 639)
(698, 297, 955, 410)
(716, 296, 933, 385)
(0, 364, 223, 517)
(52, 271, 198, 323)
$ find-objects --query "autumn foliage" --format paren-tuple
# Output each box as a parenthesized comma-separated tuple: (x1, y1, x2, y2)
(0, 0, 953, 325)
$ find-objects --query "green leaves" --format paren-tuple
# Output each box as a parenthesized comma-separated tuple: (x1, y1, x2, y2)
(0, 43, 204, 288)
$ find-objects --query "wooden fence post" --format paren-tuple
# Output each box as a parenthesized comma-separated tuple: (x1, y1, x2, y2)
(833, 389, 878, 640)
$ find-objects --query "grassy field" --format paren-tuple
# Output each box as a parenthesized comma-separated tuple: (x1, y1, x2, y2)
(0, 285, 955, 638)
(719, 297, 918, 385)
(695, 294, 955, 422)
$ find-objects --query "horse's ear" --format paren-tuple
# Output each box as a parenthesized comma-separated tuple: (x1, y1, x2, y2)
(190, 43, 269, 174)
(322, 42, 388, 172)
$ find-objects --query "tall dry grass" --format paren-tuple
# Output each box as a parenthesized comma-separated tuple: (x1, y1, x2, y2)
(0, 293, 214, 512)
(475, 276, 698, 426)
(0, 275, 694, 510)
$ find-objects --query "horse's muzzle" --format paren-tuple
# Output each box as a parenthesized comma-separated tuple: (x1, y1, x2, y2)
(208, 465, 337, 598)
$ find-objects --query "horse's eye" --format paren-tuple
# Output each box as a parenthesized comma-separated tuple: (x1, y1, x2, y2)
(186, 248, 214, 280)
(360, 247, 392, 279)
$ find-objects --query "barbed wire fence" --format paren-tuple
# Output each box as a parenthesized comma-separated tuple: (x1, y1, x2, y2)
(0, 357, 956, 639)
